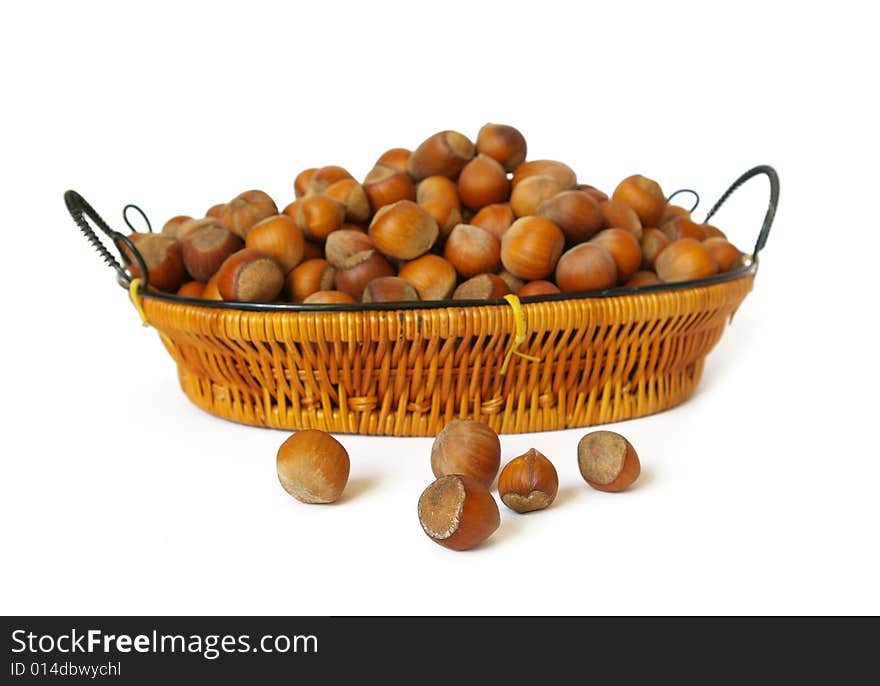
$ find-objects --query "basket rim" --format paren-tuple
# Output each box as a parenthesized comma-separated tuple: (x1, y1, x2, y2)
(136, 256, 757, 314)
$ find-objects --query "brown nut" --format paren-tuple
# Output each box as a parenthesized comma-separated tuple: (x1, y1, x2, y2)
(206, 203, 226, 219)
(307, 165, 354, 195)
(624, 270, 662, 287)
(296, 194, 346, 242)
(457, 154, 511, 210)
(420, 200, 462, 238)
(293, 168, 317, 198)
(654, 238, 719, 283)
(363, 164, 417, 211)
(375, 147, 411, 174)
(220, 189, 278, 239)
(324, 229, 376, 269)
(517, 280, 561, 297)
(497, 269, 525, 294)
(176, 280, 206, 298)
(202, 272, 222, 300)
(215, 248, 285, 303)
(703, 237, 742, 272)
(368, 200, 439, 260)
(302, 290, 356, 304)
(577, 184, 609, 203)
(452, 273, 510, 300)
(124, 233, 186, 292)
(276, 429, 350, 504)
(599, 200, 643, 238)
(500, 216, 565, 281)
(443, 224, 501, 278)
(418, 474, 500, 551)
(470, 203, 515, 240)
(476, 123, 527, 172)
(362, 276, 420, 303)
(286, 258, 336, 302)
(702, 224, 727, 240)
(176, 217, 224, 242)
(612, 174, 666, 227)
(590, 228, 643, 284)
(660, 203, 691, 225)
(512, 159, 577, 190)
(333, 252, 395, 299)
(431, 418, 501, 488)
(509, 175, 565, 218)
(324, 178, 371, 225)
(408, 130, 475, 180)
(398, 254, 458, 300)
(416, 176, 461, 210)
(537, 190, 604, 243)
(661, 216, 707, 242)
(182, 224, 244, 282)
(245, 214, 305, 273)
(577, 430, 641, 492)
(498, 448, 559, 513)
(555, 242, 618, 293)
(161, 215, 193, 239)
(640, 228, 671, 269)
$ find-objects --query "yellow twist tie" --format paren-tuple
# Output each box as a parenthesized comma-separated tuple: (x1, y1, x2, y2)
(128, 278, 150, 327)
(500, 294, 541, 374)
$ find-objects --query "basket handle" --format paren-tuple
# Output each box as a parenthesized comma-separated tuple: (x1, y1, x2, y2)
(64, 190, 148, 289)
(702, 165, 779, 259)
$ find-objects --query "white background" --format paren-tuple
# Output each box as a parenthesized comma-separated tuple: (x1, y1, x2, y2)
(2, 1, 878, 616)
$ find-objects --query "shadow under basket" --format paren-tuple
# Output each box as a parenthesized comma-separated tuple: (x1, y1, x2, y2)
(66, 165, 778, 436)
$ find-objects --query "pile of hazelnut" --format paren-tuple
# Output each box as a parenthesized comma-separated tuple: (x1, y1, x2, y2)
(127, 123, 743, 304)
(276, 422, 641, 551)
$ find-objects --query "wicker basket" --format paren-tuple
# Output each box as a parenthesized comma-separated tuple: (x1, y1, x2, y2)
(66, 166, 778, 436)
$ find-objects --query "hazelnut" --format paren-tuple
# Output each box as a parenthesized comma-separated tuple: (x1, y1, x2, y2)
(362, 276, 420, 303)
(537, 190, 604, 243)
(577, 430, 640, 492)
(577, 184, 609, 203)
(176, 280, 206, 298)
(293, 168, 317, 198)
(205, 203, 226, 219)
(497, 269, 525, 294)
(281, 199, 302, 220)
(498, 448, 559, 513)
(417, 474, 500, 551)
(307, 165, 354, 195)
(303, 290, 356, 305)
(624, 270, 662, 287)
(215, 248, 285, 303)
(661, 216, 707, 242)
(590, 228, 643, 284)
(443, 224, 501, 278)
(599, 200, 642, 238)
(471, 203, 515, 240)
(452, 273, 510, 300)
(512, 159, 577, 190)
(176, 217, 224, 242)
(181, 224, 244, 282)
(245, 214, 305, 273)
(416, 176, 461, 210)
(124, 233, 186, 292)
(509, 175, 565, 218)
(612, 174, 666, 227)
(640, 228, 671, 269)
(301, 240, 324, 261)
(368, 200, 439, 260)
(654, 238, 719, 283)
(334, 252, 395, 299)
(420, 200, 462, 238)
(475, 123, 527, 172)
(375, 147, 411, 174)
(161, 215, 193, 239)
(286, 258, 336, 302)
(659, 203, 691, 225)
(324, 179, 371, 225)
(202, 272, 222, 300)
(363, 164, 417, 211)
(276, 430, 350, 504)
(324, 229, 376, 269)
(219, 189, 278, 239)
(296, 194, 346, 242)
(555, 242, 618, 293)
(398, 254, 458, 300)
(500, 216, 565, 280)
(703, 237, 742, 272)
(457, 154, 511, 210)
(408, 130, 475, 180)
(702, 224, 727, 240)
(430, 419, 501, 488)
(517, 280, 560, 297)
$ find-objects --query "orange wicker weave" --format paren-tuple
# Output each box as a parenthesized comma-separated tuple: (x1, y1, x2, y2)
(66, 166, 777, 436)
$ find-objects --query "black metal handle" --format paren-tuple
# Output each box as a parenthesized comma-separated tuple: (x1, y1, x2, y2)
(667, 188, 700, 213)
(703, 165, 779, 258)
(64, 190, 148, 289)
